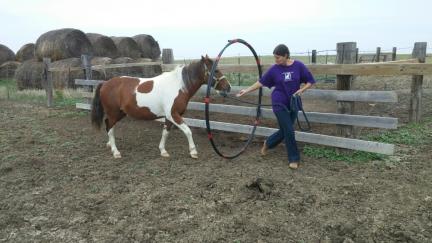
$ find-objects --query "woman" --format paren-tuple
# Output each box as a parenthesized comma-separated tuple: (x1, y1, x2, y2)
(236, 44, 315, 169)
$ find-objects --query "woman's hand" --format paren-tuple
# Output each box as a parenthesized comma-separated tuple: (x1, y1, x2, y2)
(236, 81, 263, 97)
(293, 89, 304, 96)
(236, 89, 247, 97)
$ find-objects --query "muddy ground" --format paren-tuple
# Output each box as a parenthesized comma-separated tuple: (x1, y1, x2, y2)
(1, 86, 432, 242)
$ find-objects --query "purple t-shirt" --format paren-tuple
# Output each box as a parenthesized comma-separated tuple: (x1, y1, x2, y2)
(259, 60, 315, 112)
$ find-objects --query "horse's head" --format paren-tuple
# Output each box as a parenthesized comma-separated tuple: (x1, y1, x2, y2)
(201, 55, 231, 93)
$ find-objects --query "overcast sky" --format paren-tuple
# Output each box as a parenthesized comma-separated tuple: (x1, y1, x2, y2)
(1, 0, 431, 59)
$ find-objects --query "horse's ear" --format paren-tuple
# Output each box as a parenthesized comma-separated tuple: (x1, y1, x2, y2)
(201, 55, 205, 61)
(205, 54, 210, 59)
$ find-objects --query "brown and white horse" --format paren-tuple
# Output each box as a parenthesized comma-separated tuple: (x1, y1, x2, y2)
(91, 55, 231, 159)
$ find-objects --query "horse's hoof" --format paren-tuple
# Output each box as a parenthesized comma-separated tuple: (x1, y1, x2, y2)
(113, 153, 122, 159)
(190, 153, 198, 159)
(161, 151, 170, 157)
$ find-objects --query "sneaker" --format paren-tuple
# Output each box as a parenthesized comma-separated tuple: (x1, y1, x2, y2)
(260, 141, 268, 156)
(289, 162, 299, 169)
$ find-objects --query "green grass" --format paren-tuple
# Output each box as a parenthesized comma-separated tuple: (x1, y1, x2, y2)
(0, 78, 89, 109)
(304, 116, 432, 163)
(303, 145, 386, 164)
(366, 117, 432, 145)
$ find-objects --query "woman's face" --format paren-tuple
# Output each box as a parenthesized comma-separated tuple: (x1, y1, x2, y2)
(274, 54, 288, 65)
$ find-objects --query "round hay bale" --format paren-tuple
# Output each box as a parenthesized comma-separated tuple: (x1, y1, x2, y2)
(105, 63, 162, 80)
(0, 44, 16, 65)
(0, 61, 21, 79)
(111, 37, 142, 58)
(35, 28, 93, 61)
(49, 58, 106, 88)
(133, 34, 161, 60)
(16, 43, 35, 62)
(112, 57, 136, 64)
(14, 60, 44, 90)
(91, 57, 113, 65)
(49, 58, 83, 89)
(134, 58, 153, 63)
(90, 57, 113, 80)
(86, 33, 118, 58)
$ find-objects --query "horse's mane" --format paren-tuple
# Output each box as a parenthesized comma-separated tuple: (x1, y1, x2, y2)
(181, 60, 205, 93)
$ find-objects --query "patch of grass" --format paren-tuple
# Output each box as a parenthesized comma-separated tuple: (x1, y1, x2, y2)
(303, 145, 386, 163)
(304, 116, 432, 163)
(366, 117, 432, 145)
(0, 79, 16, 87)
(3, 154, 17, 162)
(1, 79, 90, 110)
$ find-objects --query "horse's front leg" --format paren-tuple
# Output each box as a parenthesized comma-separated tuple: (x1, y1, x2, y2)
(178, 122, 198, 159)
(167, 116, 198, 159)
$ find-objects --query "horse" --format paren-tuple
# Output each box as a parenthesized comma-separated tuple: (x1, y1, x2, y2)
(91, 55, 231, 159)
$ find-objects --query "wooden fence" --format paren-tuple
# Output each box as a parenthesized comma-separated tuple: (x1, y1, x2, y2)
(39, 42, 432, 155)
(75, 82, 398, 155)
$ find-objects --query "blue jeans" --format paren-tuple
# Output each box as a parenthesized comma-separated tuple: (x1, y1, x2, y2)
(266, 109, 300, 163)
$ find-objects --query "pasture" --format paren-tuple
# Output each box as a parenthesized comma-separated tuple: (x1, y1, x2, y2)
(1, 74, 432, 242)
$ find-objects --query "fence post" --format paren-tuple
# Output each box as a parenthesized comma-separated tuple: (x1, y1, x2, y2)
(43, 58, 53, 107)
(238, 54, 241, 85)
(336, 42, 357, 138)
(311, 50, 317, 64)
(81, 54, 93, 92)
(162, 48, 174, 64)
(355, 48, 359, 63)
(409, 42, 427, 122)
(392, 47, 397, 61)
(375, 47, 381, 62)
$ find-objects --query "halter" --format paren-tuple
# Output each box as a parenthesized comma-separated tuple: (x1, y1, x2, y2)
(203, 62, 227, 88)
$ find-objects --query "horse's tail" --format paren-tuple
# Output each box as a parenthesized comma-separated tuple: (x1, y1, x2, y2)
(91, 83, 104, 130)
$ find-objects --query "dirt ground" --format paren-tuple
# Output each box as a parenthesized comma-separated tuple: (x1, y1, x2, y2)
(1, 87, 432, 242)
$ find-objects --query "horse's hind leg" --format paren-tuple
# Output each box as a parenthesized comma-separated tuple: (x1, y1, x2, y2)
(159, 120, 173, 157)
(105, 112, 125, 158)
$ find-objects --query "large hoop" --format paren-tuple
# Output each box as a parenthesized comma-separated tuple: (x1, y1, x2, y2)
(205, 39, 263, 159)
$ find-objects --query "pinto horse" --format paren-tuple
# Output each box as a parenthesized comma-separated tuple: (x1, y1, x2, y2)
(91, 55, 231, 159)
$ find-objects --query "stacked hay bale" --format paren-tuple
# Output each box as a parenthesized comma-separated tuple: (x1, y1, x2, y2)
(14, 28, 93, 89)
(0, 44, 15, 65)
(111, 37, 142, 59)
(16, 43, 35, 62)
(90, 57, 114, 80)
(86, 33, 118, 58)
(0, 61, 20, 80)
(91, 57, 113, 65)
(106, 56, 160, 79)
(49, 58, 84, 89)
(13, 28, 163, 90)
(14, 60, 44, 90)
(133, 34, 161, 60)
(0, 44, 18, 79)
(35, 28, 93, 61)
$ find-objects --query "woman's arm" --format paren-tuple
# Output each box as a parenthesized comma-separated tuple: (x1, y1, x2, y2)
(236, 81, 263, 97)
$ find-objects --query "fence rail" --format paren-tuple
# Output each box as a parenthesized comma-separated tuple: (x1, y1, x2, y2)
(76, 79, 398, 103)
(75, 102, 395, 155)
